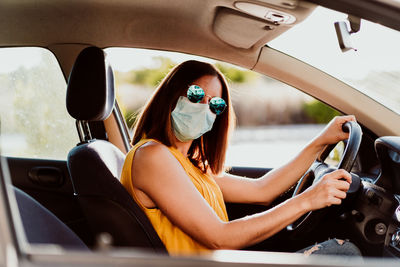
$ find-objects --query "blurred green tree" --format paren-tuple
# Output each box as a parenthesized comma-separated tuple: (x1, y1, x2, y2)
(215, 63, 256, 83)
(116, 57, 175, 87)
(302, 100, 341, 124)
(115, 57, 256, 88)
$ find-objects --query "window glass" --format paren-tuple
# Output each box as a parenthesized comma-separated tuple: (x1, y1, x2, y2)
(0, 47, 78, 159)
(269, 7, 400, 114)
(106, 48, 340, 168)
(325, 141, 345, 166)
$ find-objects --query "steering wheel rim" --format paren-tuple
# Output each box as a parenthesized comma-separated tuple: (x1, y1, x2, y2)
(287, 121, 362, 234)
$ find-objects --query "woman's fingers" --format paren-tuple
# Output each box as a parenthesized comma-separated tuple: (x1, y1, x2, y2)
(303, 169, 352, 210)
(327, 189, 347, 207)
(328, 196, 342, 206)
(337, 115, 359, 138)
(325, 170, 351, 202)
(333, 188, 347, 199)
(337, 115, 356, 124)
(317, 115, 358, 145)
(327, 169, 352, 184)
(333, 179, 351, 191)
(319, 170, 351, 207)
(333, 115, 356, 127)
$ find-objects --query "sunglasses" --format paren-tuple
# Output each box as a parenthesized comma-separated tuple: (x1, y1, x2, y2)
(187, 85, 227, 115)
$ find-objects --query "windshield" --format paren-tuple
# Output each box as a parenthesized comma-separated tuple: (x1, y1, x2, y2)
(269, 6, 400, 114)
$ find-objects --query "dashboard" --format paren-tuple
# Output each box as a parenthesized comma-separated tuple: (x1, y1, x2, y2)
(358, 136, 400, 257)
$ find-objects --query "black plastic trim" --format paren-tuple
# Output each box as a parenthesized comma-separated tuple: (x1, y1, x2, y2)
(228, 166, 272, 178)
(304, 0, 400, 31)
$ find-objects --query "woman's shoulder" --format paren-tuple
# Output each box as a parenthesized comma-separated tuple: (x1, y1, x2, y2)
(133, 139, 173, 163)
(129, 139, 185, 176)
(131, 140, 185, 188)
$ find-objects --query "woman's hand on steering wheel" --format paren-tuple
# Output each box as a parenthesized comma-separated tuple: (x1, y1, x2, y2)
(315, 115, 357, 148)
(302, 169, 352, 211)
(301, 115, 357, 211)
(286, 117, 362, 234)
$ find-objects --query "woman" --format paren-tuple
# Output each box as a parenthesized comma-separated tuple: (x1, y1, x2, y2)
(120, 60, 360, 256)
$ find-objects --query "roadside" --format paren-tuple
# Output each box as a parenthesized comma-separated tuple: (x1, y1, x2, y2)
(226, 124, 325, 168)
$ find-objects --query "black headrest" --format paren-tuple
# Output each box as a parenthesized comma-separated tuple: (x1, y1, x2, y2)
(66, 46, 115, 121)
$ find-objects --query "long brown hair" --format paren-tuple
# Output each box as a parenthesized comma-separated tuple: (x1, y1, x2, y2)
(132, 60, 235, 175)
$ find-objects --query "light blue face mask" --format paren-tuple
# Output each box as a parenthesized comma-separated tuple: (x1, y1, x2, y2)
(171, 96, 216, 142)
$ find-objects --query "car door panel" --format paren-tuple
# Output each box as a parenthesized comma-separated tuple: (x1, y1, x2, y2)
(6, 157, 92, 245)
(226, 166, 300, 251)
(226, 167, 272, 220)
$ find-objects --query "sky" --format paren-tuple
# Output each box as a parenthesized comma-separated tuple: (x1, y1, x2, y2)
(268, 7, 400, 80)
(0, 48, 42, 73)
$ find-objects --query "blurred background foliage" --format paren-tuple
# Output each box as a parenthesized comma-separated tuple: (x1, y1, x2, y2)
(115, 57, 340, 129)
(303, 100, 341, 124)
(215, 62, 257, 83)
(0, 49, 78, 159)
(116, 57, 175, 87)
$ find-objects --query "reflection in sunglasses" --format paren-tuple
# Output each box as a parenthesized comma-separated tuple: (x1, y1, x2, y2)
(187, 85, 226, 115)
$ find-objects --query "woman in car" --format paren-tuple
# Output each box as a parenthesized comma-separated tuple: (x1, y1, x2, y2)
(120, 60, 360, 256)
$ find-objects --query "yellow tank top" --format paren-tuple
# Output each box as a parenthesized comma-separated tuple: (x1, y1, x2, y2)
(120, 139, 229, 256)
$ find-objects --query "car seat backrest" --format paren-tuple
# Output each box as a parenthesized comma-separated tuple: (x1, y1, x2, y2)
(14, 186, 89, 250)
(66, 46, 166, 253)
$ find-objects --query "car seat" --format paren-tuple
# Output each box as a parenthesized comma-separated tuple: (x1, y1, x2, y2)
(66, 46, 166, 253)
(14, 186, 89, 250)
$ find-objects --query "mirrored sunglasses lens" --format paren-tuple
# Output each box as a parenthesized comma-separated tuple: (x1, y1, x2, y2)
(209, 97, 227, 115)
(187, 85, 205, 103)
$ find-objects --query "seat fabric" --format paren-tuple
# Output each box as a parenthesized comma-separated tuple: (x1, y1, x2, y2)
(14, 187, 89, 250)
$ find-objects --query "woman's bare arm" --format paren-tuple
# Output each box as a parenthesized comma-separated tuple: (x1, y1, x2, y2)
(131, 141, 350, 249)
(216, 137, 322, 205)
(215, 115, 356, 205)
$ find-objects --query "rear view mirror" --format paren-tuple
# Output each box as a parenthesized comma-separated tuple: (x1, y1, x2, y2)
(334, 15, 361, 52)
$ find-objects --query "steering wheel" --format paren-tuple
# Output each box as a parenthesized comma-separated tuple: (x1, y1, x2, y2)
(286, 121, 362, 234)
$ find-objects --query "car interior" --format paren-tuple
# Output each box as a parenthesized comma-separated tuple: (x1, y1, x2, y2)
(0, 0, 400, 263)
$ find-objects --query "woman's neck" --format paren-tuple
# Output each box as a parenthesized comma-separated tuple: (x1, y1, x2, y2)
(174, 137, 192, 157)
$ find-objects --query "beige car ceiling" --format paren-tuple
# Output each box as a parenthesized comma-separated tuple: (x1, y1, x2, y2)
(0, 0, 399, 136)
(0, 0, 314, 68)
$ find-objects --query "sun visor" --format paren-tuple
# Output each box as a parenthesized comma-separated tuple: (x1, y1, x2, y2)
(213, 8, 280, 49)
(213, 3, 315, 49)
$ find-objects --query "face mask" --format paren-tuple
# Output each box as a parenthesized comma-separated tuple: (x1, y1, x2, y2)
(171, 96, 216, 142)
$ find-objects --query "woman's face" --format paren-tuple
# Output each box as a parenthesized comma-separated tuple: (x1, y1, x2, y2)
(170, 74, 224, 143)
(191, 75, 223, 103)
